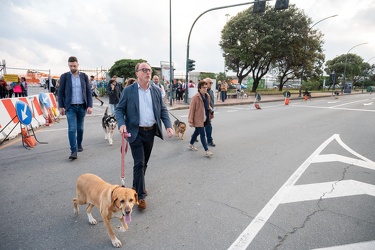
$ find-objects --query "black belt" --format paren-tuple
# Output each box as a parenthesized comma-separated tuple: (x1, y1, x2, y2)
(71, 103, 85, 107)
(139, 125, 155, 131)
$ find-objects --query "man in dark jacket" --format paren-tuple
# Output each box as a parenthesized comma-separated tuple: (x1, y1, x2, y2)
(204, 78, 215, 147)
(115, 62, 174, 210)
(58, 56, 93, 160)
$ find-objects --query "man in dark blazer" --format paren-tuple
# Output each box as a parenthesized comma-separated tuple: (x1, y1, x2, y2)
(58, 56, 93, 160)
(115, 62, 174, 210)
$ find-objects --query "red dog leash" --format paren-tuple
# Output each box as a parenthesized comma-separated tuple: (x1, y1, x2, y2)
(120, 132, 131, 187)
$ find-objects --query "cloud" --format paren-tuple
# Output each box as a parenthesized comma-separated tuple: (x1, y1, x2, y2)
(1, 0, 374, 77)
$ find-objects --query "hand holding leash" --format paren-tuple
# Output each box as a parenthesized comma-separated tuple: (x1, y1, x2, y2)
(166, 128, 174, 138)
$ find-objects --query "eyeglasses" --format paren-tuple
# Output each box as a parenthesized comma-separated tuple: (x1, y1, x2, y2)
(137, 68, 151, 73)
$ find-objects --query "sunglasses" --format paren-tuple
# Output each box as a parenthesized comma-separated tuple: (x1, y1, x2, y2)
(137, 68, 151, 73)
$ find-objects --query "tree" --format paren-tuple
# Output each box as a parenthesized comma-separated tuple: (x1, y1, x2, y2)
(272, 7, 324, 91)
(324, 54, 364, 86)
(220, 4, 320, 92)
(109, 59, 155, 79)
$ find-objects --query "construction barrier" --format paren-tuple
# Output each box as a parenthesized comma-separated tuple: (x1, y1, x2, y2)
(0, 93, 58, 142)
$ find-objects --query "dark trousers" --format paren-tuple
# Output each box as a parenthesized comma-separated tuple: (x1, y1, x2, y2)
(190, 127, 208, 151)
(220, 91, 227, 102)
(205, 123, 213, 144)
(129, 129, 155, 200)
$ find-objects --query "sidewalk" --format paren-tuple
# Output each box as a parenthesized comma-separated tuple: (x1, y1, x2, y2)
(168, 91, 344, 110)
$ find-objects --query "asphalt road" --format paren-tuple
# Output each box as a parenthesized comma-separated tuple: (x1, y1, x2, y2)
(1, 93, 374, 250)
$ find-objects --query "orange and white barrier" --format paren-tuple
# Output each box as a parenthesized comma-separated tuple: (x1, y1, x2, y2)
(0, 93, 59, 142)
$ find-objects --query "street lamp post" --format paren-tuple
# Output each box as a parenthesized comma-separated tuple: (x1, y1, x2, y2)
(169, 0, 173, 106)
(300, 14, 338, 97)
(184, 1, 274, 103)
(342, 42, 368, 93)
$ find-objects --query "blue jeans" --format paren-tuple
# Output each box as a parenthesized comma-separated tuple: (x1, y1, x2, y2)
(220, 91, 227, 102)
(205, 123, 213, 144)
(190, 127, 208, 151)
(129, 129, 155, 200)
(66, 106, 86, 153)
(109, 103, 117, 116)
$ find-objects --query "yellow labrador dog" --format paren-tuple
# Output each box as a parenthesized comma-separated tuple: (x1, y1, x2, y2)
(73, 173, 138, 248)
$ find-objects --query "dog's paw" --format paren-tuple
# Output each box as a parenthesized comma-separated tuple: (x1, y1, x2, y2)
(88, 214, 97, 225)
(111, 237, 122, 248)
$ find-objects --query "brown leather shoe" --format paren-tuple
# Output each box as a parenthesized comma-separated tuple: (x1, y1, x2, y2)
(138, 199, 147, 210)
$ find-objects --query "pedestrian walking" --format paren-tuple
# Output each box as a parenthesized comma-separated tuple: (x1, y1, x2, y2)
(58, 56, 93, 160)
(115, 62, 174, 210)
(204, 78, 216, 147)
(188, 80, 214, 157)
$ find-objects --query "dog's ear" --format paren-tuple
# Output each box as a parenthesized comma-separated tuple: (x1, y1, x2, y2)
(134, 191, 139, 205)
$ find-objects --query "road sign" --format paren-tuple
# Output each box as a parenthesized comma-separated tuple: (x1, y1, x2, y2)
(283, 90, 291, 98)
(39, 92, 51, 108)
(15, 100, 33, 125)
(255, 92, 261, 102)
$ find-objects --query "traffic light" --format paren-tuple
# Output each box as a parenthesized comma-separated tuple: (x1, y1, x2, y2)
(275, 0, 289, 10)
(187, 59, 195, 72)
(253, 0, 266, 13)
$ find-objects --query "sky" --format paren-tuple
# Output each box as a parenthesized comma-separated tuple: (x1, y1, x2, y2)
(1, 0, 375, 77)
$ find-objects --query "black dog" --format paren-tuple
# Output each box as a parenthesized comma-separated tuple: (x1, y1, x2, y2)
(102, 107, 117, 145)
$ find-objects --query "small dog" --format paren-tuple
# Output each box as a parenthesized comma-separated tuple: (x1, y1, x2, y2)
(102, 107, 117, 145)
(73, 173, 138, 248)
(173, 119, 187, 140)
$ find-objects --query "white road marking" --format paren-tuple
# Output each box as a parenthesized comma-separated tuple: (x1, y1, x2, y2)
(228, 134, 375, 250)
(311, 240, 375, 250)
(281, 180, 375, 203)
(296, 105, 375, 113)
(364, 102, 373, 106)
(330, 99, 370, 108)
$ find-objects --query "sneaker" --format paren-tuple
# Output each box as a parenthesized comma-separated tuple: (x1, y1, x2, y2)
(100, 101, 104, 106)
(188, 144, 198, 151)
(205, 150, 213, 157)
(78, 145, 83, 152)
(69, 151, 77, 160)
(208, 142, 216, 147)
(138, 199, 147, 210)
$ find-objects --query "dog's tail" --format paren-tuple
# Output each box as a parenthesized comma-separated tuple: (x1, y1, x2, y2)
(104, 106, 109, 116)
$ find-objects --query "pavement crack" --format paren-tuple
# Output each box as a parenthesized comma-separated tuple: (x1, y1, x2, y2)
(273, 166, 350, 249)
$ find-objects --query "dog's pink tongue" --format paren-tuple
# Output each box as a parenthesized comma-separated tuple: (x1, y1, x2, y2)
(124, 214, 131, 224)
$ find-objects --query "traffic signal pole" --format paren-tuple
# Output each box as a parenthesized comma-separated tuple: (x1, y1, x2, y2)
(184, 1, 273, 103)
